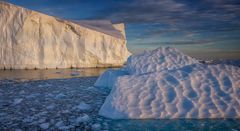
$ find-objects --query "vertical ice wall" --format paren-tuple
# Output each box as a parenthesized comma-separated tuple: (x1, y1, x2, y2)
(0, 2, 131, 69)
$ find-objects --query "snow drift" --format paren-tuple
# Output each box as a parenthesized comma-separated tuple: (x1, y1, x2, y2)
(0, 2, 131, 69)
(97, 47, 240, 119)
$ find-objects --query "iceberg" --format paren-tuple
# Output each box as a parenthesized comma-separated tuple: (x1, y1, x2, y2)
(97, 47, 240, 119)
(0, 2, 131, 69)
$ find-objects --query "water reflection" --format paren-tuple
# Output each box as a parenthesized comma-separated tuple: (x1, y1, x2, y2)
(0, 68, 110, 81)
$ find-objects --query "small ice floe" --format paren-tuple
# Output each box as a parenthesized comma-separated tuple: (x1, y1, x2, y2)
(38, 83, 52, 88)
(61, 110, 70, 114)
(58, 126, 71, 130)
(91, 123, 101, 130)
(54, 93, 65, 99)
(46, 93, 54, 97)
(75, 102, 91, 111)
(19, 90, 25, 95)
(55, 121, 71, 130)
(12, 98, 23, 106)
(34, 111, 48, 118)
(26, 93, 41, 99)
(76, 114, 90, 123)
(39, 123, 49, 129)
(23, 116, 35, 123)
(46, 105, 55, 110)
(55, 121, 64, 128)
(38, 118, 47, 123)
(30, 108, 36, 111)
(87, 86, 96, 90)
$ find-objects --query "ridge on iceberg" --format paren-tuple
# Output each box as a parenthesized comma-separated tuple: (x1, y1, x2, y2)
(0, 2, 131, 69)
(96, 47, 240, 119)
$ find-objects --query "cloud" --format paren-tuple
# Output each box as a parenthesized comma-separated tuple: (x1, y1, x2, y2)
(132, 40, 215, 46)
(92, 0, 240, 25)
(90, 0, 240, 47)
(93, 0, 188, 24)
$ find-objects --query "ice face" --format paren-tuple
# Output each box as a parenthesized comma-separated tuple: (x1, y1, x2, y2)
(0, 2, 131, 69)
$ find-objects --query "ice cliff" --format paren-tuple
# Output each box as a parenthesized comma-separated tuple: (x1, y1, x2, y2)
(0, 2, 131, 69)
(96, 47, 240, 119)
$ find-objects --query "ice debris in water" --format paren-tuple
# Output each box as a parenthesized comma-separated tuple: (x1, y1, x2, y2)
(75, 102, 91, 111)
(39, 123, 49, 129)
(54, 93, 65, 99)
(76, 114, 90, 123)
(91, 123, 101, 130)
(12, 98, 23, 106)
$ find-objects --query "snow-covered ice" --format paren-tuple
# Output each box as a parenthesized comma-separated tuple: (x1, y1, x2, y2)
(98, 47, 240, 119)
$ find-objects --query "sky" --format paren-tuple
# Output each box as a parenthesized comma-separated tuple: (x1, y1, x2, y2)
(4, 0, 240, 59)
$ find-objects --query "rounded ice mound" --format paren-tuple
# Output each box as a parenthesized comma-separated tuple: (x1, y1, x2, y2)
(126, 47, 198, 75)
(94, 68, 128, 89)
(99, 64, 240, 119)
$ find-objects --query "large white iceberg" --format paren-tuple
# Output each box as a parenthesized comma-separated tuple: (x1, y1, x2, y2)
(0, 2, 131, 69)
(97, 47, 240, 119)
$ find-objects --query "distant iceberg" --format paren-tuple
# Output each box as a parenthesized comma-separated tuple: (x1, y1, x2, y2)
(0, 2, 131, 69)
(96, 47, 240, 119)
